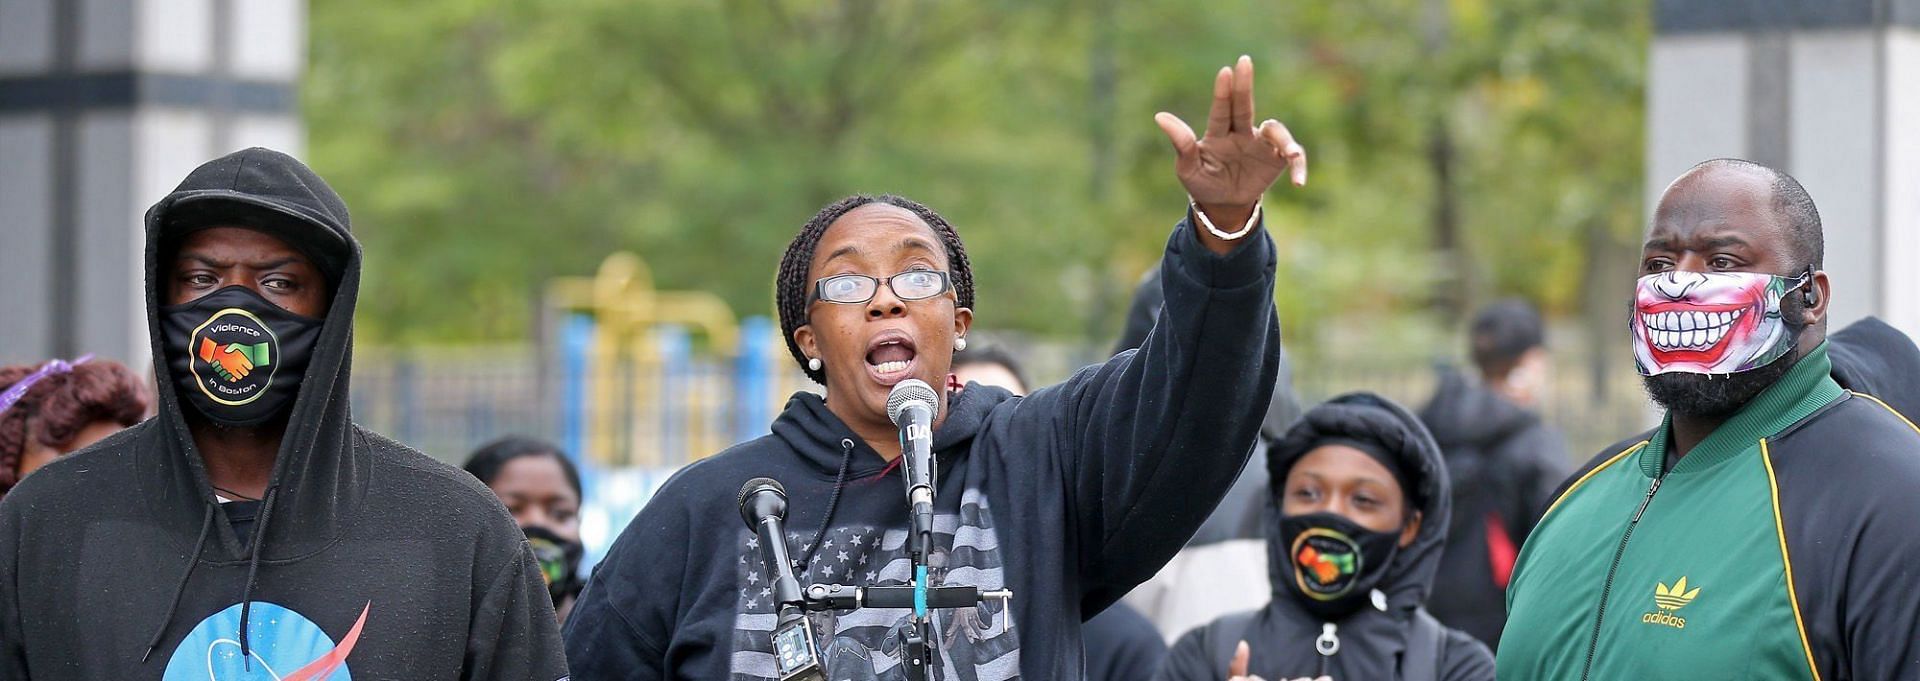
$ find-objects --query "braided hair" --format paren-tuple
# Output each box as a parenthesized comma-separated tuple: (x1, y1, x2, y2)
(776, 195, 975, 384)
(0, 361, 149, 495)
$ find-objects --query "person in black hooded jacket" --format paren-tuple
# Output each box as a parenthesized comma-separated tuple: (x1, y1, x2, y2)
(564, 56, 1304, 680)
(0, 148, 569, 679)
(1155, 393, 1494, 681)
(1416, 300, 1568, 650)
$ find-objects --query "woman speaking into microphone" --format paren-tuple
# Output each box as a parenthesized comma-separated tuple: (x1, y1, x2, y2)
(565, 55, 1307, 681)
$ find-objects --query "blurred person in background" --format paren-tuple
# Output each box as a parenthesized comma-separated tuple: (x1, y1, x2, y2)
(1114, 266, 1305, 644)
(0, 356, 150, 501)
(465, 435, 587, 624)
(0, 148, 567, 679)
(1499, 159, 1920, 679)
(1155, 393, 1494, 681)
(952, 344, 1171, 681)
(1416, 299, 1569, 650)
(565, 56, 1300, 680)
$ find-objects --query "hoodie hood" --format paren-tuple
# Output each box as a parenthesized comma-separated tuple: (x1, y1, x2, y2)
(1266, 392, 1452, 614)
(1417, 366, 1537, 451)
(1828, 316, 1920, 422)
(141, 147, 368, 563)
(769, 384, 1003, 480)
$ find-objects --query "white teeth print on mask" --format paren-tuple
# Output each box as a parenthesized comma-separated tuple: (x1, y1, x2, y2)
(1632, 270, 1808, 376)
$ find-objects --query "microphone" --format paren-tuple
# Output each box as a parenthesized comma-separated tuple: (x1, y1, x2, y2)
(737, 478, 804, 612)
(886, 379, 939, 562)
(738, 478, 826, 681)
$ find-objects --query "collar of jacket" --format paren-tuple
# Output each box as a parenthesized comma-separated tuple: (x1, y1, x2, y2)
(1638, 341, 1844, 478)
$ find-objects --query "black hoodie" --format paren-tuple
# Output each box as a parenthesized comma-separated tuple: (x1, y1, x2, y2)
(1415, 368, 1569, 649)
(0, 148, 569, 679)
(1155, 393, 1494, 681)
(563, 218, 1281, 680)
(1828, 316, 1920, 421)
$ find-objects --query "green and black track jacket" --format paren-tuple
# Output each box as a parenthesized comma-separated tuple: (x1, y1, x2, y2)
(1498, 342, 1920, 680)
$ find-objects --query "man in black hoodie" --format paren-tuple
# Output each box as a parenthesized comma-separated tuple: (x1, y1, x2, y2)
(0, 148, 569, 679)
(1417, 299, 1569, 650)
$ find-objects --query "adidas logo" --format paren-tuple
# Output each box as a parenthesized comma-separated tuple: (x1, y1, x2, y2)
(1642, 576, 1700, 629)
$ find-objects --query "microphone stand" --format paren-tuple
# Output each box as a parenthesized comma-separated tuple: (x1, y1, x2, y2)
(901, 449, 936, 680)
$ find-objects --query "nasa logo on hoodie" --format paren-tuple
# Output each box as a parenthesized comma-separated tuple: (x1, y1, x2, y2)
(162, 601, 368, 680)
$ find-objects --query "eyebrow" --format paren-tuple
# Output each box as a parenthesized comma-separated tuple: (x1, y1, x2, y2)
(898, 237, 939, 255)
(1291, 470, 1393, 489)
(821, 237, 940, 265)
(1643, 234, 1752, 252)
(176, 253, 305, 271)
(822, 244, 863, 264)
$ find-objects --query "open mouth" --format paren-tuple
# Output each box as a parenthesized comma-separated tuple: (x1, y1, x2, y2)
(1641, 309, 1745, 352)
(864, 332, 918, 386)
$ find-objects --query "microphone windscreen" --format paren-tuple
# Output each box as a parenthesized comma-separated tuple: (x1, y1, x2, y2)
(737, 477, 787, 527)
(886, 379, 939, 427)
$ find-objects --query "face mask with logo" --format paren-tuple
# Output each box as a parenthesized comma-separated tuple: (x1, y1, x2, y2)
(162, 286, 323, 428)
(1631, 269, 1811, 376)
(523, 525, 584, 606)
(1271, 511, 1402, 620)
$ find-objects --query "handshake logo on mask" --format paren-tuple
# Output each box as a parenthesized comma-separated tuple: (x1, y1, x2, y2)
(198, 337, 270, 382)
(186, 307, 281, 406)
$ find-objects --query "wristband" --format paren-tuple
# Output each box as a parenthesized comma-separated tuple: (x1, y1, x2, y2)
(1190, 197, 1263, 240)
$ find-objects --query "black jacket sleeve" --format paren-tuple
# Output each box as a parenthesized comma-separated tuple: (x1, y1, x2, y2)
(1773, 394, 1920, 680)
(465, 538, 571, 680)
(1083, 604, 1171, 681)
(564, 468, 697, 679)
(0, 500, 25, 680)
(1439, 628, 1497, 681)
(1151, 624, 1222, 681)
(1017, 216, 1281, 612)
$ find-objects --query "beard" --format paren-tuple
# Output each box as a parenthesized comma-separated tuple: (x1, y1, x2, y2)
(1641, 292, 1810, 419)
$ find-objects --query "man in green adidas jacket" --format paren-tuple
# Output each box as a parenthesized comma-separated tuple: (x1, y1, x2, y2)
(1498, 159, 1920, 680)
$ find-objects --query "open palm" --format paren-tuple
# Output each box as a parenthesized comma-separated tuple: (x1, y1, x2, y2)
(1156, 56, 1307, 212)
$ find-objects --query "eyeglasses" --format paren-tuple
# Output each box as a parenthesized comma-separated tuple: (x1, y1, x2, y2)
(810, 270, 953, 305)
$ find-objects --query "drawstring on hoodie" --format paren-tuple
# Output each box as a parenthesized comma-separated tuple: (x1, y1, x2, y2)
(795, 438, 857, 574)
(237, 485, 280, 670)
(142, 504, 216, 662)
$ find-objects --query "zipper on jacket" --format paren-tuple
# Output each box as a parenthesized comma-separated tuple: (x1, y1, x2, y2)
(1314, 622, 1339, 677)
(1578, 473, 1664, 681)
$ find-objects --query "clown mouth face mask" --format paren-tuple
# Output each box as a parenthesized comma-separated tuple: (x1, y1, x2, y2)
(1631, 269, 1810, 376)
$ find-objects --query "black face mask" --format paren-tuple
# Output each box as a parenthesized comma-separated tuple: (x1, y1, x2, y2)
(1271, 511, 1403, 620)
(162, 286, 323, 428)
(524, 525, 585, 606)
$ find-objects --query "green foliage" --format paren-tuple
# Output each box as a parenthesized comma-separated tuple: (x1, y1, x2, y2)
(308, 0, 1648, 350)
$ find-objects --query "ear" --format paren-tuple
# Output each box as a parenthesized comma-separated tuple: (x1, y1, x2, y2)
(953, 306, 973, 340)
(1399, 510, 1423, 548)
(1803, 270, 1830, 325)
(793, 324, 819, 364)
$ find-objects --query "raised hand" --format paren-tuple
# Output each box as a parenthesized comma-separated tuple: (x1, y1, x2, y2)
(1228, 640, 1267, 681)
(1155, 56, 1307, 228)
(1226, 640, 1331, 681)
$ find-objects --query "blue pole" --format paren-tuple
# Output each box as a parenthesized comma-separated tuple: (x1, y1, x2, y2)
(735, 316, 774, 442)
(560, 314, 594, 479)
(657, 325, 690, 466)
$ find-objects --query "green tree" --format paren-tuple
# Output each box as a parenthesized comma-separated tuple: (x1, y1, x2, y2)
(307, 0, 1648, 359)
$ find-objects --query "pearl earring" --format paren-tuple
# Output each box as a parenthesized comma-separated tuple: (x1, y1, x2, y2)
(807, 357, 823, 371)
(955, 336, 968, 352)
